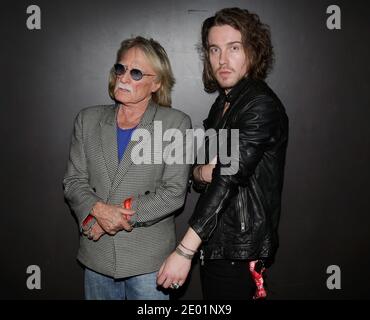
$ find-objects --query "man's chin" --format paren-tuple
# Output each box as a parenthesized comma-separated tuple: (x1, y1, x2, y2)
(218, 80, 236, 91)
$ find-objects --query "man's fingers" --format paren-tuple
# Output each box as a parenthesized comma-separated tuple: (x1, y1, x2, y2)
(90, 225, 104, 240)
(93, 232, 104, 241)
(157, 263, 165, 281)
(157, 266, 167, 286)
(121, 220, 133, 232)
(162, 277, 173, 289)
(107, 229, 117, 235)
(120, 208, 135, 216)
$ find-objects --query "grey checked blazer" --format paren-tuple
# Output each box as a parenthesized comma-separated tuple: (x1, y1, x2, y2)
(63, 101, 191, 278)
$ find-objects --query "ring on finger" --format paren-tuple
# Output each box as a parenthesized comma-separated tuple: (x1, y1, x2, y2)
(170, 282, 180, 290)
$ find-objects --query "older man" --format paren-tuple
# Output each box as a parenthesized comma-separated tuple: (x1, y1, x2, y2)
(63, 37, 191, 300)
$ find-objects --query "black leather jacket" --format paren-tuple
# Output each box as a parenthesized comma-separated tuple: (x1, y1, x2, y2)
(189, 76, 289, 265)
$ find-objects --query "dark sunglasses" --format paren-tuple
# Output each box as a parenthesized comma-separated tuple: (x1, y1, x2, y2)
(113, 63, 156, 81)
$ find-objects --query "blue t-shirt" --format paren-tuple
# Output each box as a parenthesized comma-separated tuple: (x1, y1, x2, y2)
(117, 126, 136, 162)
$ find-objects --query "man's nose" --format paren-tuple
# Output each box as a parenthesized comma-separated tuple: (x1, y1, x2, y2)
(119, 70, 131, 83)
(219, 49, 228, 66)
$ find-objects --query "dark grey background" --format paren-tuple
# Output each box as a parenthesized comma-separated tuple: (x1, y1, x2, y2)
(1, 0, 369, 299)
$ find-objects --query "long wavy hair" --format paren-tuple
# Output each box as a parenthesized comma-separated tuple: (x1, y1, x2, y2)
(108, 36, 175, 107)
(201, 7, 274, 93)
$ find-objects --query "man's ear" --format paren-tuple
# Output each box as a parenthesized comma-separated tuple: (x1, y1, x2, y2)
(246, 49, 254, 71)
(152, 80, 161, 93)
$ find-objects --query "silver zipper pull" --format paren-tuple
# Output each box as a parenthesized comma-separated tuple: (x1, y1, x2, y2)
(200, 249, 205, 266)
(241, 222, 245, 232)
(187, 179, 192, 193)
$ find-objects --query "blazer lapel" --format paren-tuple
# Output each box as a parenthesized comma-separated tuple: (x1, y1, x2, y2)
(110, 101, 158, 193)
(100, 105, 119, 184)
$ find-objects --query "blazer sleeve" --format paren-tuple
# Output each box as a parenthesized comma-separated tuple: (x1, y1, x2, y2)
(63, 111, 103, 228)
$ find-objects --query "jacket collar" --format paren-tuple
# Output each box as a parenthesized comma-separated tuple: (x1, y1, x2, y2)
(101, 99, 158, 126)
(218, 75, 253, 105)
(99, 100, 158, 190)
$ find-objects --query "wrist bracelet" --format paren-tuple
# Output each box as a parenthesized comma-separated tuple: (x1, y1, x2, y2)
(175, 247, 194, 260)
(179, 242, 197, 253)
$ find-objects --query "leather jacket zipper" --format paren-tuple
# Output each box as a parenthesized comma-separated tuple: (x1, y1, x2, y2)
(238, 188, 247, 232)
(198, 186, 231, 262)
(200, 249, 205, 266)
(203, 189, 230, 240)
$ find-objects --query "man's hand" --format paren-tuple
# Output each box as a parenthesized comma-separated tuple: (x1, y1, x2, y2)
(156, 250, 192, 289)
(84, 222, 106, 241)
(193, 156, 217, 184)
(91, 202, 135, 235)
(199, 163, 216, 183)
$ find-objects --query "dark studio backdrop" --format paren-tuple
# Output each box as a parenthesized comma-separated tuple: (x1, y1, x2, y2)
(1, 0, 369, 300)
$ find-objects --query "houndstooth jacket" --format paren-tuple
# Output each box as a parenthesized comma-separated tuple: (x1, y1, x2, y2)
(63, 101, 191, 278)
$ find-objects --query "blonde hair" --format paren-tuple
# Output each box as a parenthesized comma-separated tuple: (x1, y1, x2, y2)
(108, 36, 175, 107)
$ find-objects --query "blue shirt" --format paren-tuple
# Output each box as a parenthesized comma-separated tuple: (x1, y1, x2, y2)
(117, 126, 136, 162)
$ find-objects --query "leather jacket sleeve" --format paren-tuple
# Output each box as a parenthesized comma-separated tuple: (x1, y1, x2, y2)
(189, 97, 282, 241)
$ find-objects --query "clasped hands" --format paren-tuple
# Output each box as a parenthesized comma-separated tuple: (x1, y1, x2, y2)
(83, 201, 135, 241)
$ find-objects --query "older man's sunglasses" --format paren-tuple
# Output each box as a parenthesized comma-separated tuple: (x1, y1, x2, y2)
(113, 63, 155, 81)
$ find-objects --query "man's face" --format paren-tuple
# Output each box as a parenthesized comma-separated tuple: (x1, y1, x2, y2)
(114, 47, 160, 106)
(208, 24, 249, 91)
